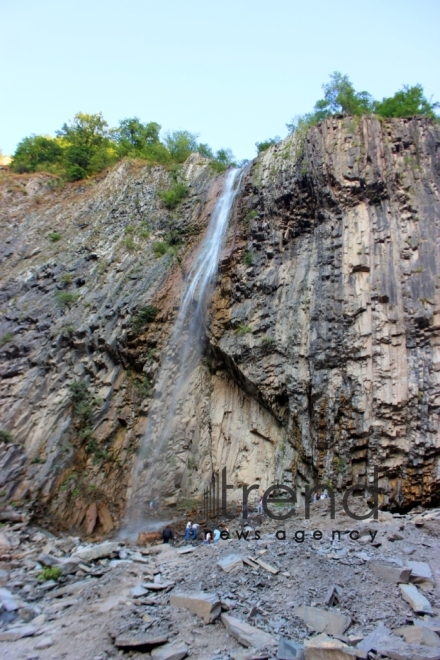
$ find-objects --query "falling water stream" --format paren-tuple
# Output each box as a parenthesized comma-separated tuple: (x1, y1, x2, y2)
(124, 167, 244, 533)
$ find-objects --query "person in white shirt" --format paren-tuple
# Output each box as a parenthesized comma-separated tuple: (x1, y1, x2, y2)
(184, 521, 192, 542)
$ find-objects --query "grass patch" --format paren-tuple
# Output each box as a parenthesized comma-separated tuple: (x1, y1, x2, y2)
(236, 324, 252, 336)
(261, 335, 275, 346)
(158, 182, 188, 209)
(153, 241, 169, 257)
(124, 237, 139, 250)
(55, 291, 79, 307)
(243, 252, 254, 266)
(0, 332, 13, 347)
(0, 430, 13, 443)
(48, 232, 62, 242)
(38, 566, 62, 581)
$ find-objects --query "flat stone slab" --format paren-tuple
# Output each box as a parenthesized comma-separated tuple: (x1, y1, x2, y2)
(130, 585, 148, 597)
(170, 592, 221, 623)
(151, 640, 189, 660)
(221, 613, 276, 649)
(413, 618, 440, 633)
(0, 625, 39, 641)
(0, 587, 19, 611)
(376, 636, 440, 660)
(407, 561, 434, 586)
(370, 562, 411, 584)
(114, 633, 168, 648)
(294, 605, 351, 636)
(47, 578, 98, 598)
(393, 625, 440, 647)
(217, 554, 243, 573)
(304, 633, 359, 659)
(278, 635, 305, 659)
(72, 541, 119, 562)
(399, 583, 433, 615)
(142, 581, 174, 591)
(357, 623, 391, 652)
(254, 558, 279, 575)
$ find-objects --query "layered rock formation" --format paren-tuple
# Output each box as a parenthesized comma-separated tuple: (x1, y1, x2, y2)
(0, 116, 439, 534)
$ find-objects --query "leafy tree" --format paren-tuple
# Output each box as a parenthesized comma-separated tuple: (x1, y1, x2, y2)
(374, 84, 439, 119)
(164, 130, 199, 163)
(197, 143, 214, 159)
(57, 112, 114, 180)
(56, 112, 110, 148)
(115, 118, 161, 155)
(11, 135, 63, 173)
(313, 72, 374, 118)
(210, 148, 236, 173)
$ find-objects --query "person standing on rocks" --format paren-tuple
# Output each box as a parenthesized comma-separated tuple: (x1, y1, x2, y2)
(184, 521, 192, 542)
(191, 522, 199, 541)
(162, 525, 174, 544)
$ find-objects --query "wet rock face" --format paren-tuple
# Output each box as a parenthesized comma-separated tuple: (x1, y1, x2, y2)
(1, 117, 439, 532)
(0, 155, 219, 530)
(209, 115, 440, 507)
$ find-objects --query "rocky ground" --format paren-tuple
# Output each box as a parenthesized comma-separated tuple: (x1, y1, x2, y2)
(0, 497, 439, 660)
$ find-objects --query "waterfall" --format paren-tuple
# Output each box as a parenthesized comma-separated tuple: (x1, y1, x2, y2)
(124, 167, 244, 532)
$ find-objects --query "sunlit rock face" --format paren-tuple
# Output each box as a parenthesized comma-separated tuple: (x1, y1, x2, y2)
(1, 117, 439, 535)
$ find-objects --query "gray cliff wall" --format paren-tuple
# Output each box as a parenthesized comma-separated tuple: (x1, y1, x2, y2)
(0, 116, 439, 535)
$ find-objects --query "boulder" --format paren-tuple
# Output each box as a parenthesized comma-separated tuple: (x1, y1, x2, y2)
(85, 503, 97, 536)
(221, 613, 276, 648)
(277, 636, 305, 659)
(138, 531, 161, 545)
(151, 640, 189, 660)
(170, 592, 221, 623)
(399, 584, 433, 615)
(217, 554, 243, 573)
(304, 633, 359, 659)
(294, 605, 351, 635)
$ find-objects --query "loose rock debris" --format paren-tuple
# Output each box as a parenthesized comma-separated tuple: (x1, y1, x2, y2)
(0, 500, 439, 658)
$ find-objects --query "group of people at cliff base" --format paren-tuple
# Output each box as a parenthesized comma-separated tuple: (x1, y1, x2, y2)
(184, 521, 222, 544)
(161, 521, 226, 544)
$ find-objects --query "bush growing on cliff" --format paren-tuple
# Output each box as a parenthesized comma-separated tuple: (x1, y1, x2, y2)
(0, 332, 13, 347)
(131, 305, 159, 333)
(0, 430, 13, 443)
(158, 181, 189, 209)
(55, 291, 79, 308)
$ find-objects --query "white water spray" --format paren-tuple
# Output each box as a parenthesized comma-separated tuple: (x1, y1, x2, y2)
(124, 168, 244, 532)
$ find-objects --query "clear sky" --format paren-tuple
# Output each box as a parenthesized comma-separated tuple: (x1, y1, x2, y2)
(1, 0, 439, 161)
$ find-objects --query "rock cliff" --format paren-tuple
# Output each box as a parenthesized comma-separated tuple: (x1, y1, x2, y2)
(1, 116, 439, 534)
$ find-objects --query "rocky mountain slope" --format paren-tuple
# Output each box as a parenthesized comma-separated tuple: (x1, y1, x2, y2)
(0, 116, 439, 535)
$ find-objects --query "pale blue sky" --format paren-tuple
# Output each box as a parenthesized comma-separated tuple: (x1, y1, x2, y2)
(2, 0, 439, 160)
